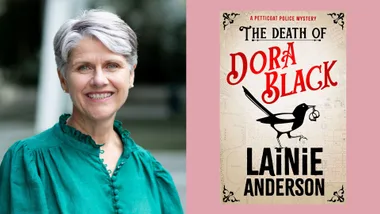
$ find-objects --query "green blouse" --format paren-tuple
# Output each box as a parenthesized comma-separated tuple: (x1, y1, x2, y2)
(0, 114, 183, 214)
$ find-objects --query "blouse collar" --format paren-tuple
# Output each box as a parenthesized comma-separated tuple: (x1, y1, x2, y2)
(56, 113, 136, 158)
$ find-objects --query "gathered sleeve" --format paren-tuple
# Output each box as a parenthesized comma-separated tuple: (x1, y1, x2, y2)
(0, 141, 48, 214)
(152, 156, 184, 214)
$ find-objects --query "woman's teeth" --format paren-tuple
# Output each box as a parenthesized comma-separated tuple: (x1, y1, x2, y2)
(87, 93, 112, 99)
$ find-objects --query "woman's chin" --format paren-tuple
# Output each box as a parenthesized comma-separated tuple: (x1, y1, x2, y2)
(72, 103, 121, 122)
(85, 109, 117, 121)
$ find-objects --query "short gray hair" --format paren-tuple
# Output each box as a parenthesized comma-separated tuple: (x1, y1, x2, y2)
(53, 9, 138, 76)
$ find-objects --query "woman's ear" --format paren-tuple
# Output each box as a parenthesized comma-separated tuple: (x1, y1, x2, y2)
(57, 70, 68, 92)
(129, 65, 136, 88)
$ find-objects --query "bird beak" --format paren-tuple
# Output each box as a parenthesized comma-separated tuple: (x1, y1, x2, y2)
(308, 105, 316, 109)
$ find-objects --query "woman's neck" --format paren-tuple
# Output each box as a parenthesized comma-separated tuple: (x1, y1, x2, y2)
(67, 111, 118, 145)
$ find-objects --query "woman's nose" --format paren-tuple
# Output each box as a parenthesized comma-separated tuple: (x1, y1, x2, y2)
(91, 68, 109, 87)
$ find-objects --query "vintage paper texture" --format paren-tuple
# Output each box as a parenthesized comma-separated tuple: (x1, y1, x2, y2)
(220, 11, 346, 204)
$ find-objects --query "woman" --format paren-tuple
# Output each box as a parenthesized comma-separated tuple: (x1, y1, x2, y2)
(0, 9, 183, 214)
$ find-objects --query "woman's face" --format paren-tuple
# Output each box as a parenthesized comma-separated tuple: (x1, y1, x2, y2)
(58, 37, 135, 121)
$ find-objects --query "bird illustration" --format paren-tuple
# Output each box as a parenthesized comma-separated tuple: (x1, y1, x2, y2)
(243, 86, 317, 148)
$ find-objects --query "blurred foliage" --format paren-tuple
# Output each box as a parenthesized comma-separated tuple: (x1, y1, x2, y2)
(0, 0, 185, 86)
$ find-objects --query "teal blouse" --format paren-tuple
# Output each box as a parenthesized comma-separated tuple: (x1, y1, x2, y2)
(0, 114, 183, 214)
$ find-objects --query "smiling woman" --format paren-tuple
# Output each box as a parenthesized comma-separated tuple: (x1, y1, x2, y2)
(0, 9, 183, 214)
(60, 37, 134, 123)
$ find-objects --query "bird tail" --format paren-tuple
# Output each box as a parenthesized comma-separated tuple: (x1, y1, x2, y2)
(242, 86, 273, 116)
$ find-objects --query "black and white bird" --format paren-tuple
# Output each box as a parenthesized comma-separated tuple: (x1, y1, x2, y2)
(243, 86, 315, 148)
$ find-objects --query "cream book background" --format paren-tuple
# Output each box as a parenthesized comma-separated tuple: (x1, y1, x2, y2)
(220, 11, 346, 204)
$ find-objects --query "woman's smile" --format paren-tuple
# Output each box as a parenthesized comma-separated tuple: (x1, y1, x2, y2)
(86, 91, 115, 102)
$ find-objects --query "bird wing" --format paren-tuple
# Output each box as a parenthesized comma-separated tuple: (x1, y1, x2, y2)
(242, 86, 273, 116)
(257, 113, 295, 124)
(273, 113, 295, 120)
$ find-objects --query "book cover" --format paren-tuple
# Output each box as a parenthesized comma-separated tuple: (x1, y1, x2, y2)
(220, 11, 346, 204)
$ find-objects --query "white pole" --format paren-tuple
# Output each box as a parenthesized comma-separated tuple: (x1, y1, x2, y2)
(35, 0, 88, 133)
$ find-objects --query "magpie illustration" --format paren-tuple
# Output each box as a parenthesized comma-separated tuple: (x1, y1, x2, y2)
(243, 86, 318, 148)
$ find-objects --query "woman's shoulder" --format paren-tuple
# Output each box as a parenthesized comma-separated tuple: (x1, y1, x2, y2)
(131, 144, 156, 161)
(131, 144, 173, 176)
(5, 124, 62, 155)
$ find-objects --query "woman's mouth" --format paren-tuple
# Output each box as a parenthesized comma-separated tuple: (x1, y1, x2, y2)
(86, 92, 114, 100)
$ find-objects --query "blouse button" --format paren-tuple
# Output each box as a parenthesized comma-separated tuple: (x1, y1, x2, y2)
(117, 208, 123, 214)
(111, 176, 117, 182)
(115, 195, 120, 201)
(114, 189, 119, 195)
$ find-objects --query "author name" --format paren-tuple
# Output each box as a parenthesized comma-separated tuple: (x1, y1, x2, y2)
(244, 147, 325, 197)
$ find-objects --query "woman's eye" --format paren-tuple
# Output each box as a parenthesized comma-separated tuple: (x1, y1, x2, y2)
(106, 63, 120, 69)
(78, 65, 91, 71)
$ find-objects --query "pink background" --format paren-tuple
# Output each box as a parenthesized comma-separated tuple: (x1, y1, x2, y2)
(187, 0, 378, 213)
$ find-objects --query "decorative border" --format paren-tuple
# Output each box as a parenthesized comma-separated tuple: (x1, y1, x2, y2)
(327, 185, 345, 203)
(222, 185, 240, 203)
(327, 13, 345, 30)
(222, 13, 240, 30)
